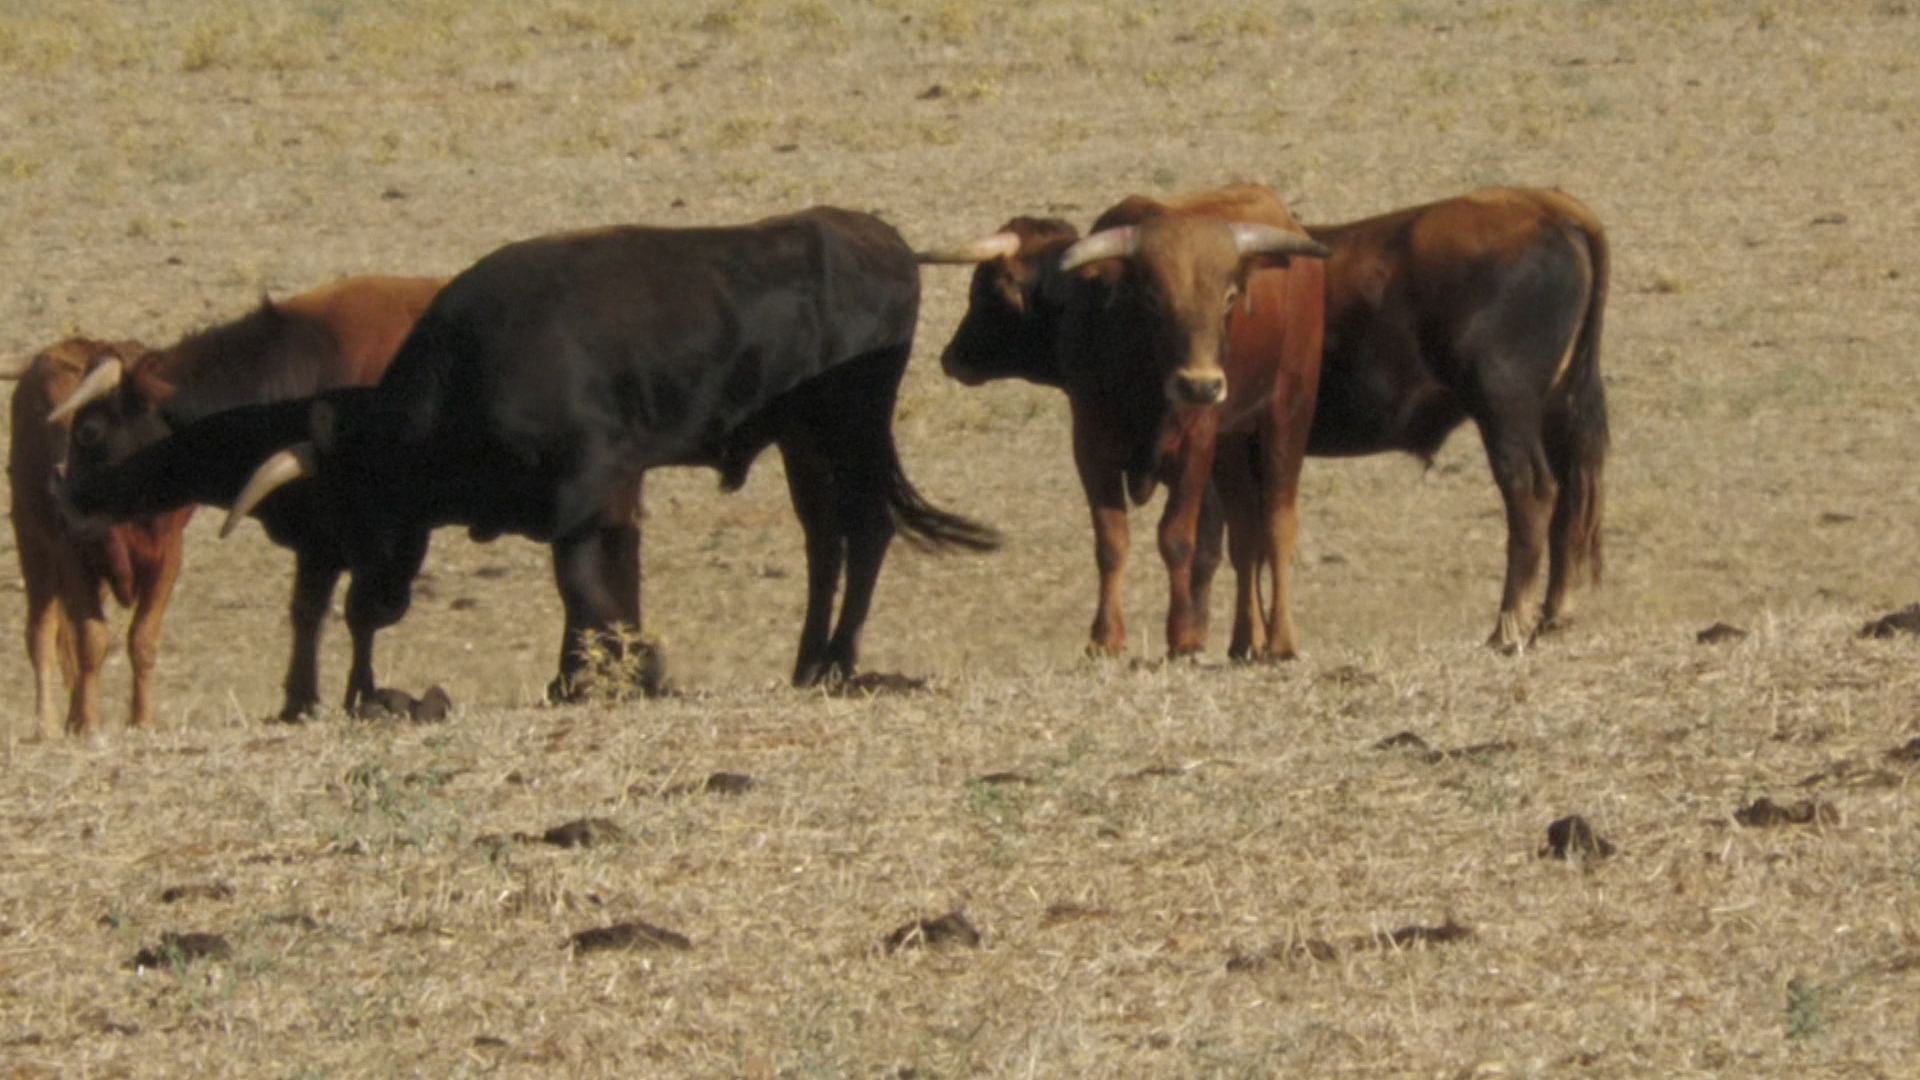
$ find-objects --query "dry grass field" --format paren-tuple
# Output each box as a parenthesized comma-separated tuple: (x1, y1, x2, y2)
(3, 0, 1920, 1076)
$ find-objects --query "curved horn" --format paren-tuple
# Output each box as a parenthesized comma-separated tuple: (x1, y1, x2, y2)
(916, 231, 1022, 265)
(222, 442, 316, 539)
(45, 358, 124, 424)
(1229, 223, 1333, 261)
(1058, 226, 1141, 272)
(0, 352, 34, 380)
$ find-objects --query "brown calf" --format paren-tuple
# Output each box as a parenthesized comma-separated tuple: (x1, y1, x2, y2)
(5, 338, 192, 737)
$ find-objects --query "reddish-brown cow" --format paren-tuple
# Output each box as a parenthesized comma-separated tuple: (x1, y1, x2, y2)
(1303, 188, 1610, 649)
(923, 184, 1329, 660)
(4, 338, 191, 738)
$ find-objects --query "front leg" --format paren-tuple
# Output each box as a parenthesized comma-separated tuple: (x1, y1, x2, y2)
(1209, 438, 1264, 661)
(341, 530, 428, 716)
(125, 510, 192, 730)
(282, 552, 342, 721)
(548, 528, 637, 701)
(1072, 405, 1131, 658)
(1157, 430, 1217, 659)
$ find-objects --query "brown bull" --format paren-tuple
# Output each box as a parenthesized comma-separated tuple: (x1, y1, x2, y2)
(923, 184, 1329, 660)
(3, 338, 191, 738)
(1304, 188, 1611, 648)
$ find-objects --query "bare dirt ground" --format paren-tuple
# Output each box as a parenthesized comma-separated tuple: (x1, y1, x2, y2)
(2, 1, 1919, 1076)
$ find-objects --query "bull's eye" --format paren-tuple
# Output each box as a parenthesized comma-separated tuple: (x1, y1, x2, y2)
(73, 418, 103, 449)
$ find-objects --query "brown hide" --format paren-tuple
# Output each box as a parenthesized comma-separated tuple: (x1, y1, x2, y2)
(8, 338, 192, 738)
(1305, 187, 1610, 649)
(1064, 184, 1327, 661)
(125, 275, 445, 405)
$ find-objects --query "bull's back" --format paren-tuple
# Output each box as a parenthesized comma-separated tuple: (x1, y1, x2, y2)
(273, 276, 446, 390)
(1305, 187, 1604, 456)
(389, 209, 918, 461)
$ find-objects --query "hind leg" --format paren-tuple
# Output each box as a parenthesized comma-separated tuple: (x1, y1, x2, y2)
(1540, 484, 1579, 634)
(1480, 421, 1557, 652)
(1539, 409, 1602, 634)
(820, 433, 898, 682)
(780, 433, 848, 687)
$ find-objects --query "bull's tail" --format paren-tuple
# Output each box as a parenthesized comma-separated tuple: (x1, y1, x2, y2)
(1545, 199, 1610, 589)
(886, 455, 1002, 553)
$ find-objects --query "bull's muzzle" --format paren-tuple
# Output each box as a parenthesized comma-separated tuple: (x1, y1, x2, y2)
(50, 472, 111, 540)
(1168, 370, 1228, 408)
(939, 346, 990, 387)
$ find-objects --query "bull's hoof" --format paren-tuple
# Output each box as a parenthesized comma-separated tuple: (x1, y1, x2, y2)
(1083, 641, 1126, 661)
(793, 658, 856, 690)
(1487, 614, 1530, 656)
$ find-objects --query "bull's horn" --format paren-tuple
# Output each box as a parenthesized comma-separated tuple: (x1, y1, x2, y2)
(222, 442, 316, 539)
(45, 358, 124, 424)
(1058, 226, 1141, 272)
(1229, 223, 1333, 261)
(915, 231, 1022, 264)
(0, 352, 33, 380)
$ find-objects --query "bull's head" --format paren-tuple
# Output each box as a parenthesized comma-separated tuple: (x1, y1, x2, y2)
(221, 395, 349, 539)
(46, 347, 176, 484)
(917, 217, 1080, 389)
(1057, 217, 1330, 409)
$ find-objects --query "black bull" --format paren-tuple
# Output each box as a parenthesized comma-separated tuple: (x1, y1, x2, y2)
(67, 207, 999, 703)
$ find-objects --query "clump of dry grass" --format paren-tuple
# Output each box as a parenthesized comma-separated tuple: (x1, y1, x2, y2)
(4, 615, 1919, 1075)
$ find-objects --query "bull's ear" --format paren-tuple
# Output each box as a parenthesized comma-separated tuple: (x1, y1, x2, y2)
(309, 398, 338, 455)
(130, 366, 177, 405)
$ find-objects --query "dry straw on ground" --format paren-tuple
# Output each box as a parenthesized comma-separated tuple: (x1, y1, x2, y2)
(3, 0, 1919, 1076)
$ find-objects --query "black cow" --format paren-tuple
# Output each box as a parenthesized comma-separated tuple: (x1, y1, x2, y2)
(68, 207, 998, 701)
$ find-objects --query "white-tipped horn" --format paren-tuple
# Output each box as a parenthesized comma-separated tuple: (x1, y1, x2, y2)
(1229, 223, 1333, 261)
(45, 358, 124, 424)
(916, 231, 1023, 265)
(0, 352, 34, 380)
(1058, 226, 1141, 272)
(222, 442, 317, 539)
